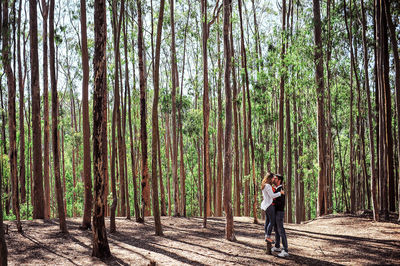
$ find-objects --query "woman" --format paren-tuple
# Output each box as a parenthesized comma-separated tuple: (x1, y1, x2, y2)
(260, 172, 284, 243)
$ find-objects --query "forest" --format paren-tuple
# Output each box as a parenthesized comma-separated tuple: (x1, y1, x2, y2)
(1, 0, 400, 264)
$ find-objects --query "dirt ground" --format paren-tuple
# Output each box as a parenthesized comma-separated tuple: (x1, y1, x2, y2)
(4, 212, 400, 265)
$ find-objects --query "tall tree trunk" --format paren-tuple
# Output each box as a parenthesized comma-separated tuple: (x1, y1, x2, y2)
(0, 132, 7, 265)
(170, 0, 180, 217)
(278, 0, 286, 176)
(41, 0, 51, 220)
(127, 58, 141, 223)
(30, 0, 45, 220)
(312, 0, 326, 217)
(122, 11, 130, 220)
(201, 0, 211, 226)
(344, 0, 358, 214)
(223, 0, 235, 241)
(3, 0, 22, 232)
(285, 96, 292, 223)
(325, 0, 333, 214)
(49, 0, 67, 233)
(158, 122, 166, 216)
(383, 0, 399, 213)
(165, 114, 172, 216)
(137, 0, 150, 218)
(361, 0, 379, 221)
(17, 0, 26, 204)
(216, 14, 223, 217)
(231, 19, 240, 217)
(110, 104, 117, 231)
(112, 0, 126, 218)
(379, 0, 392, 220)
(80, 0, 92, 230)
(81, 0, 93, 229)
(92, 0, 111, 258)
(151, 0, 165, 235)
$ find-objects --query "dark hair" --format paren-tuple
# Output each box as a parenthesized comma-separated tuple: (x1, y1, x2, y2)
(275, 174, 284, 183)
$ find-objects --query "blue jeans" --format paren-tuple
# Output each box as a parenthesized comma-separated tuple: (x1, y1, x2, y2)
(275, 211, 288, 252)
(265, 205, 275, 237)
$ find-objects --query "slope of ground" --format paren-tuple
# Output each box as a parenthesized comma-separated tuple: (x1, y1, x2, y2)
(4, 212, 400, 265)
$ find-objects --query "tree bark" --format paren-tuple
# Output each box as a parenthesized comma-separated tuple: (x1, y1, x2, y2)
(30, 0, 45, 220)
(41, 0, 51, 220)
(17, 0, 26, 204)
(3, 0, 22, 232)
(383, 0, 399, 213)
(169, 0, 180, 217)
(361, 0, 379, 221)
(151, 0, 165, 235)
(80, 0, 92, 230)
(278, 0, 286, 176)
(201, 0, 211, 226)
(92, 0, 111, 258)
(223, 0, 235, 241)
(49, 0, 68, 233)
(312, 0, 326, 217)
(137, 0, 151, 218)
(230, 18, 240, 217)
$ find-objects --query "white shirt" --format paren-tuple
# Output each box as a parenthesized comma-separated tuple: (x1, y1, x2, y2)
(260, 183, 281, 211)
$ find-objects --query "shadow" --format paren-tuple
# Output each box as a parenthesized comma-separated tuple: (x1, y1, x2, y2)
(108, 233, 204, 266)
(21, 233, 78, 266)
(287, 227, 400, 249)
(101, 255, 131, 266)
(283, 253, 343, 266)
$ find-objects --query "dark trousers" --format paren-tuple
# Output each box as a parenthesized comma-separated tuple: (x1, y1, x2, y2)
(265, 205, 275, 237)
(275, 210, 288, 252)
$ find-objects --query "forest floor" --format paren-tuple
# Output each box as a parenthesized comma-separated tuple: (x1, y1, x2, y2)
(4, 211, 400, 265)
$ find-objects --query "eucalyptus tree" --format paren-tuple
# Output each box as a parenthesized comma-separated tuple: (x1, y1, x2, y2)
(151, 0, 166, 235)
(3, 0, 22, 232)
(30, 0, 45, 219)
(80, 0, 92, 230)
(50, 0, 68, 233)
(92, 0, 111, 258)
(312, 0, 326, 217)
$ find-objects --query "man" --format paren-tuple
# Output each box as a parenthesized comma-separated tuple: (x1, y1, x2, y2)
(271, 174, 289, 257)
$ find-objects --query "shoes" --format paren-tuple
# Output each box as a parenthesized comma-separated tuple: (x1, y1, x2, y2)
(277, 250, 289, 258)
(271, 247, 281, 252)
(264, 237, 275, 244)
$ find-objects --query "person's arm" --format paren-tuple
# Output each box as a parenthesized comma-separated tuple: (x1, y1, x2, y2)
(266, 184, 281, 199)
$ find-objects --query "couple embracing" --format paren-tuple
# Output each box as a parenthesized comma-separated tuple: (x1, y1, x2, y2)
(260, 172, 289, 258)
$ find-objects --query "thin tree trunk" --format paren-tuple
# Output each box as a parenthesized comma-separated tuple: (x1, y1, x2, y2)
(165, 114, 172, 216)
(313, 0, 326, 217)
(201, 0, 211, 226)
(285, 96, 292, 223)
(137, 0, 150, 218)
(3, 0, 22, 232)
(80, 0, 92, 230)
(158, 121, 166, 216)
(17, 0, 26, 205)
(0, 128, 7, 265)
(216, 13, 223, 217)
(92, 0, 111, 258)
(151, 0, 165, 235)
(41, 0, 51, 220)
(112, 0, 126, 218)
(223, 0, 235, 241)
(278, 0, 286, 176)
(383, 0, 399, 213)
(230, 19, 240, 217)
(49, 0, 67, 233)
(169, 0, 180, 217)
(127, 57, 142, 223)
(360, 0, 378, 219)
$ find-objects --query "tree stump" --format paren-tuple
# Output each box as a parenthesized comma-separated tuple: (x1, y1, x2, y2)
(266, 241, 272, 255)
